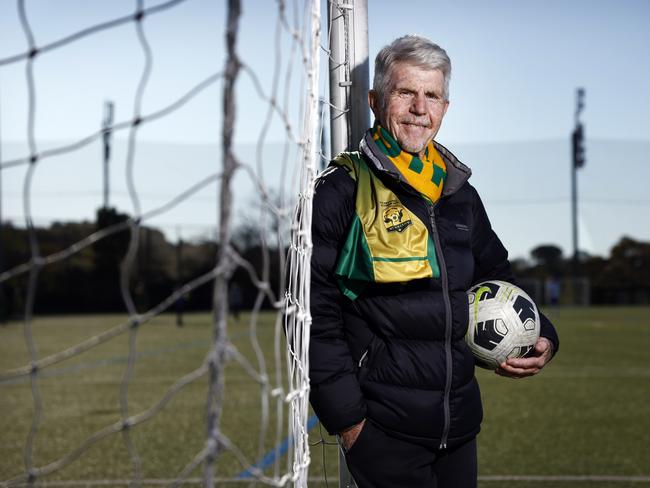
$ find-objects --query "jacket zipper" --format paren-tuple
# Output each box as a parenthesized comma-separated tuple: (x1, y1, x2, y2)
(358, 350, 369, 368)
(427, 202, 453, 450)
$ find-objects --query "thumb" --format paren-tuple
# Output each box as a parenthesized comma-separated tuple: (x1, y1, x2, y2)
(536, 337, 553, 356)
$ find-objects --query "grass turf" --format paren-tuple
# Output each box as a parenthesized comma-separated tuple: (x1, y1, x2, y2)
(1, 306, 649, 487)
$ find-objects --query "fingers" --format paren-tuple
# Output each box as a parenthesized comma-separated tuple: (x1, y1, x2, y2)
(497, 357, 542, 377)
(534, 337, 554, 357)
(340, 419, 366, 450)
(495, 337, 553, 379)
(495, 360, 541, 378)
(506, 355, 545, 369)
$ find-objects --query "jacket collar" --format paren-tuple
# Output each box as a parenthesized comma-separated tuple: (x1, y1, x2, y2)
(359, 129, 472, 197)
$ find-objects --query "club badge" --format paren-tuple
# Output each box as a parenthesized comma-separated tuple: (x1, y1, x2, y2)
(383, 205, 412, 233)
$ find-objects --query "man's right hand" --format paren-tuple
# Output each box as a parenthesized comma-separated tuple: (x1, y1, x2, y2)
(340, 419, 366, 451)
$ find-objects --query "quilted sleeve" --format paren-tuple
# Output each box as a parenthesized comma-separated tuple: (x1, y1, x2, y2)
(469, 185, 559, 353)
(309, 165, 368, 434)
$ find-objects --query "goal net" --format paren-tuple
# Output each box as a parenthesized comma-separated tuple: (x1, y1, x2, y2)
(0, 0, 320, 486)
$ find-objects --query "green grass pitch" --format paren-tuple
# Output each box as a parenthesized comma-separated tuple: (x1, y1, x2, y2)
(1, 307, 649, 487)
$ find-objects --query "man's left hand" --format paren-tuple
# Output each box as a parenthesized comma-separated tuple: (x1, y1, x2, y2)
(495, 336, 554, 379)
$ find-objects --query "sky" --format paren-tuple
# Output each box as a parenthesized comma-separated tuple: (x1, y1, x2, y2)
(1, 0, 649, 260)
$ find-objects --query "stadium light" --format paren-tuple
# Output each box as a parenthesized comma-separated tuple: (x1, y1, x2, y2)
(102, 100, 114, 209)
(571, 88, 585, 287)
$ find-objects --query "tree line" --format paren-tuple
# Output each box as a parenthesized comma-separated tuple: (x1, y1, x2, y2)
(1, 207, 648, 318)
(515, 238, 650, 305)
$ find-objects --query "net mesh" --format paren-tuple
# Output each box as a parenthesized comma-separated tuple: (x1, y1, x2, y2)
(0, 0, 319, 486)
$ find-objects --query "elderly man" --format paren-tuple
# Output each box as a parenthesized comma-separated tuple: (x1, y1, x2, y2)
(309, 35, 559, 487)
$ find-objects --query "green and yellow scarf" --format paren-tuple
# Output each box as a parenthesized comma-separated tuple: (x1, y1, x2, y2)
(372, 122, 447, 203)
(332, 124, 446, 300)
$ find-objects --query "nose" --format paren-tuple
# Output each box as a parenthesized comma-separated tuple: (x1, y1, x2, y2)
(410, 91, 426, 115)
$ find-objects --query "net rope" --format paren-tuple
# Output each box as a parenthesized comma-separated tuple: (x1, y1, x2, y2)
(306, 2, 359, 487)
(0, 0, 320, 486)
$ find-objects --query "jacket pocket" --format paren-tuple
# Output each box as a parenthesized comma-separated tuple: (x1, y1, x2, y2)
(356, 336, 385, 385)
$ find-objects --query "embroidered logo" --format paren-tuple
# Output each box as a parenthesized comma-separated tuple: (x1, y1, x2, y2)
(383, 205, 412, 233)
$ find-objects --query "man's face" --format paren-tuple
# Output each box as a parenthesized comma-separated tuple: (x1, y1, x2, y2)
(369, 62, 449, 157)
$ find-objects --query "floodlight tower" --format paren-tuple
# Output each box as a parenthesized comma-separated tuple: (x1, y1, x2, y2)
(571, 88, 586, 273)
(102, 101, 114, 209)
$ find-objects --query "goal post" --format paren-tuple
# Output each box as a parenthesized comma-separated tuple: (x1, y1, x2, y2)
(328, 0, 370, 156)
(327, 1, 370, 487)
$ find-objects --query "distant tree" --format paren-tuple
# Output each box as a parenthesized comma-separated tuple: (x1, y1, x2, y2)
(1, 223, 31, 317)
(93, 207, 131, 311)
(530, 244, 562, 266)
(582, 256, 608, 286)
(2, 222, 31, 268)
(530, 244, 564, 273)
(510, 257, 531, 276)
(36, 220, 96, 313)
(232, 221, 262, 253)
(134, 226, 177, 311)
(173, 239, 218, 310)
(1, 220, 98, 314)
(600, 237, 650, 287)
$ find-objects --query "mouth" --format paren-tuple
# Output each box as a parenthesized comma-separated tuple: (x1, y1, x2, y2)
(401, 121, 430, 128)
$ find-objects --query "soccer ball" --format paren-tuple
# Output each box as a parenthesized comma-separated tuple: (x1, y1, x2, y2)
(465, 280, 540, 370)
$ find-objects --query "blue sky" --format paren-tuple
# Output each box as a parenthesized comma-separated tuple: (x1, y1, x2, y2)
(1, 0, 649, 260)
(394, 0, 650, 143)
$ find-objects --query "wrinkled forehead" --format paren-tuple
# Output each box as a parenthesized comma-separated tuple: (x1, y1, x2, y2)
(385, 62, 445, 91)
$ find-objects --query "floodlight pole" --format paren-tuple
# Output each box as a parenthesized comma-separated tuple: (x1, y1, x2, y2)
(102, 101, 114, 209)
(328, 1, 368, 487)
(571, 88, 585, 274)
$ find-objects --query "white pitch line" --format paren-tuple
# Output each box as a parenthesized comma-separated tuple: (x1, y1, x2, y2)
(5, 476, 650, 486)
(479, 475, 650, 482)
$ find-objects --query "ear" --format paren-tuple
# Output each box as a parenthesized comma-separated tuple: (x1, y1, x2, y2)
(368, 90, 380, 118)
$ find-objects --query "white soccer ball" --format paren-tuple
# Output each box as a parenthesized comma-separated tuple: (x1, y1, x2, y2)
(465, 280, 540, 370)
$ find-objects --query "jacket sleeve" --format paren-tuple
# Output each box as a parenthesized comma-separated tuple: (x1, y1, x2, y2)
(469, 185, 559, 354)
(309, 166, 367, 434)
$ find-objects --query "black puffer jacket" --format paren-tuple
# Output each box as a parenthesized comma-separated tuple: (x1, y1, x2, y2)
(309, 132, 559, 449)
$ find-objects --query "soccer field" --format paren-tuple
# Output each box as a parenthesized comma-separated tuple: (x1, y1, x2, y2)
(1, 307, 649, 487)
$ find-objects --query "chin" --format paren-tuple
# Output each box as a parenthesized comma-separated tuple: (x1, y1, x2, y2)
(400, 141, 427, 155)
(396, 132, 433, 154)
